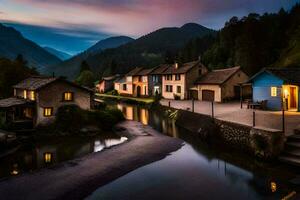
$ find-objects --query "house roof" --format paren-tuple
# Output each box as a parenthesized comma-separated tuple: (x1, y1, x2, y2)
(13, 76, 93, 92)
(195, 66, 241, 85)
(126, 67, 143, 76)
(102, 74, 120, 81)
(248, 68, 300, 84)
(160, 61, 203, 75)
(14, 76, 58, 90)
(114, 76, 126, 84)
(134, 67, 156, 76)
(150, 65, 170, 75)
(0, 97, 34, 108)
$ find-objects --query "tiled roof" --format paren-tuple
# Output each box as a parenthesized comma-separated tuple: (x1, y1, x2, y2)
(248, 67, 300, 84)
(266, 68, 300, 84)
(135, 67, 156, 76)
(13, 76, 58, 90)
(102, 74, 120, 81)
(0, 97, 34, 108)
(150, 65, 169, 75)
(195, 66, 241, 85)
(160, 61, 202, 75)
(126, 67, 143, 76)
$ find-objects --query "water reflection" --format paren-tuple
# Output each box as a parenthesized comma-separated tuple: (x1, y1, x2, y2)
(0, 133, 127, 179)
(87, 103, 300, 200)
(117, 104, 149, 125)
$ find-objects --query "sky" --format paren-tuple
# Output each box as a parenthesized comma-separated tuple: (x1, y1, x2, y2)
(0, 0, 299, 55)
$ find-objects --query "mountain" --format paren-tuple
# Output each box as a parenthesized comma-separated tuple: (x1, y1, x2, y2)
(44, 47, 72, 60)
(87, 36, 134, 54)
(0, 23, 62, 72)
(52, 23, 216, 79)
(48, 36, 134, 78)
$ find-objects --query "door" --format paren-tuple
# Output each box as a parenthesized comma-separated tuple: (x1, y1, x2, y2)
(136, 86, 141, 97)
(290, 87, 297, 109)
(202, 90, 215, 101)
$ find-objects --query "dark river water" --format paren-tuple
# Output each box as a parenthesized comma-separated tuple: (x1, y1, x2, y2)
(0, 132, 127, 178)
(86, 103, 300, 200)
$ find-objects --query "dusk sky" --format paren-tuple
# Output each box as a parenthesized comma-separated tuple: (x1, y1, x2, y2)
(0, 0, 298, 55)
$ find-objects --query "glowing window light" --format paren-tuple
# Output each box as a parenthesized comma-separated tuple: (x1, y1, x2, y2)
(44, 153, 52, 163)
(271, 87, 277, 97)
(271, 182, 277, 193)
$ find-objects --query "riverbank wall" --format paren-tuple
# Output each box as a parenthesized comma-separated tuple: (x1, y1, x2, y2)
(163, 106, 285, 159)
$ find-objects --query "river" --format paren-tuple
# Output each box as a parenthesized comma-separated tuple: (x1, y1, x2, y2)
(86, 103, 300, 200)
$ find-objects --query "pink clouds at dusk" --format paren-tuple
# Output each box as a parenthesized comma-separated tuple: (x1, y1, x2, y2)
(1, 0, 298, 36)
(0, 0, 298, 54)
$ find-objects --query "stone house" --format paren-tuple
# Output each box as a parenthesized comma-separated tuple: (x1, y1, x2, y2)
(161, 61, 208, 100)
(0, 76, 93, 128)
(194, 66, 249, 102)
(96, 75, 120, 93)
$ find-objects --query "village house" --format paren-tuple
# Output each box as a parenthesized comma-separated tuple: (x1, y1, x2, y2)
(161, 60, 208, 100)
(194, 66, 249, 102)
(248, 68, 300, 111)
(132, 68, 156, 97)
(0, 76, 93, 129)
(114, 67, 142, 96)
(96, 74, 120, 93)
(148, 65, 170, 96)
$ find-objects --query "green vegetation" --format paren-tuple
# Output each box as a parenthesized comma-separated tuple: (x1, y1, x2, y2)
(39, 104, 125, 135)
(180, 5, 300, 75)
(0, 56, 38, 98)
(95, 93, 155, 104)
(75, 60, 96, 88)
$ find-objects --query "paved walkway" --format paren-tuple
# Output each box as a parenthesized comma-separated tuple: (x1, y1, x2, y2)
(161, 99, 300, 136)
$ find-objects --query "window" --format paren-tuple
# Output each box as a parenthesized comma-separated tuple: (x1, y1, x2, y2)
(63, 92, 73, 101)
(165, 85, 173, 92)
(177, 86, 181, 93)
(142, 76, 147, 82)
(122, 84, 127, 91)
(175, 74, 181, 81)
(30, 91, 35, 100)
(23, 90, 27, 99)
(165, 75, 172, 81)
(44, 108, 53, 117)
(152, 75, 158, 82)
(271, 87, 277, 97)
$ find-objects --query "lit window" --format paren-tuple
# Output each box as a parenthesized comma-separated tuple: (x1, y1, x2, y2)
(30, 91, 35, 100)
(63, 92, 73, 101)
(44, 152, 52, 163)
(271, 87, 277, 97)
(44, 108, 53, 117)
(23, 90, 27, 99)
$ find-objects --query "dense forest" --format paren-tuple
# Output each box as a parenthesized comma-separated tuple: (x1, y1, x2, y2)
(0, 55, 38, 98)
(180, 4, 300, 75)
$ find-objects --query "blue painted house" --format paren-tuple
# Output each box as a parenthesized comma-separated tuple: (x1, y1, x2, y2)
(248, 68, 300, 111)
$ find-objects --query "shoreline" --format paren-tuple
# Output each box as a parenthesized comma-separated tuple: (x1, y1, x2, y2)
(0, 120, 183, 200)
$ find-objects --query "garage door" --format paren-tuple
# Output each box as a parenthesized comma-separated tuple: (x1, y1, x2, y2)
(202, 90, 215, 101)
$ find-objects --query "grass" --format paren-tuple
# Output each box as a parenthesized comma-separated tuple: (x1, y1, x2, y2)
(95, 93, 155, 104)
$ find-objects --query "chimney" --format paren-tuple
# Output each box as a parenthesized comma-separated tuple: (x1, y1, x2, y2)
(175, 62, 179, 69)
(198, 55, 201, 62)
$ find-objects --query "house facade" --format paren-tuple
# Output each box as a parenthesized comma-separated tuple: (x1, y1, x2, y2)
(195, 66, 249, 102)
(248, 68, 300, 111)
(161, 61, 208, 100)
(132, 68, 155, 97)
(96, 75, 120, 93)
(0, 76, 93, 128)
(114, 68, 142, 96)
(148, 65, 169, 96)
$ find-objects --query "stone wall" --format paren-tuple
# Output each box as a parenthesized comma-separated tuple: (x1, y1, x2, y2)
(168, 107, 285, 159)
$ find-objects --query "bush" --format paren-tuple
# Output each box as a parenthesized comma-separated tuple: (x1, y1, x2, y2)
(55, 105, 88, 133)
(106, 90, 119, 96)
(54, 104, 125, 134)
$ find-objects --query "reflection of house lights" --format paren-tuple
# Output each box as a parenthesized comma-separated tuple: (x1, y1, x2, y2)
(284, 89, 289, 98)
(10, 164, 19, 176)
(271, 182, 277, 193)
(44, 153, 52, 163)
